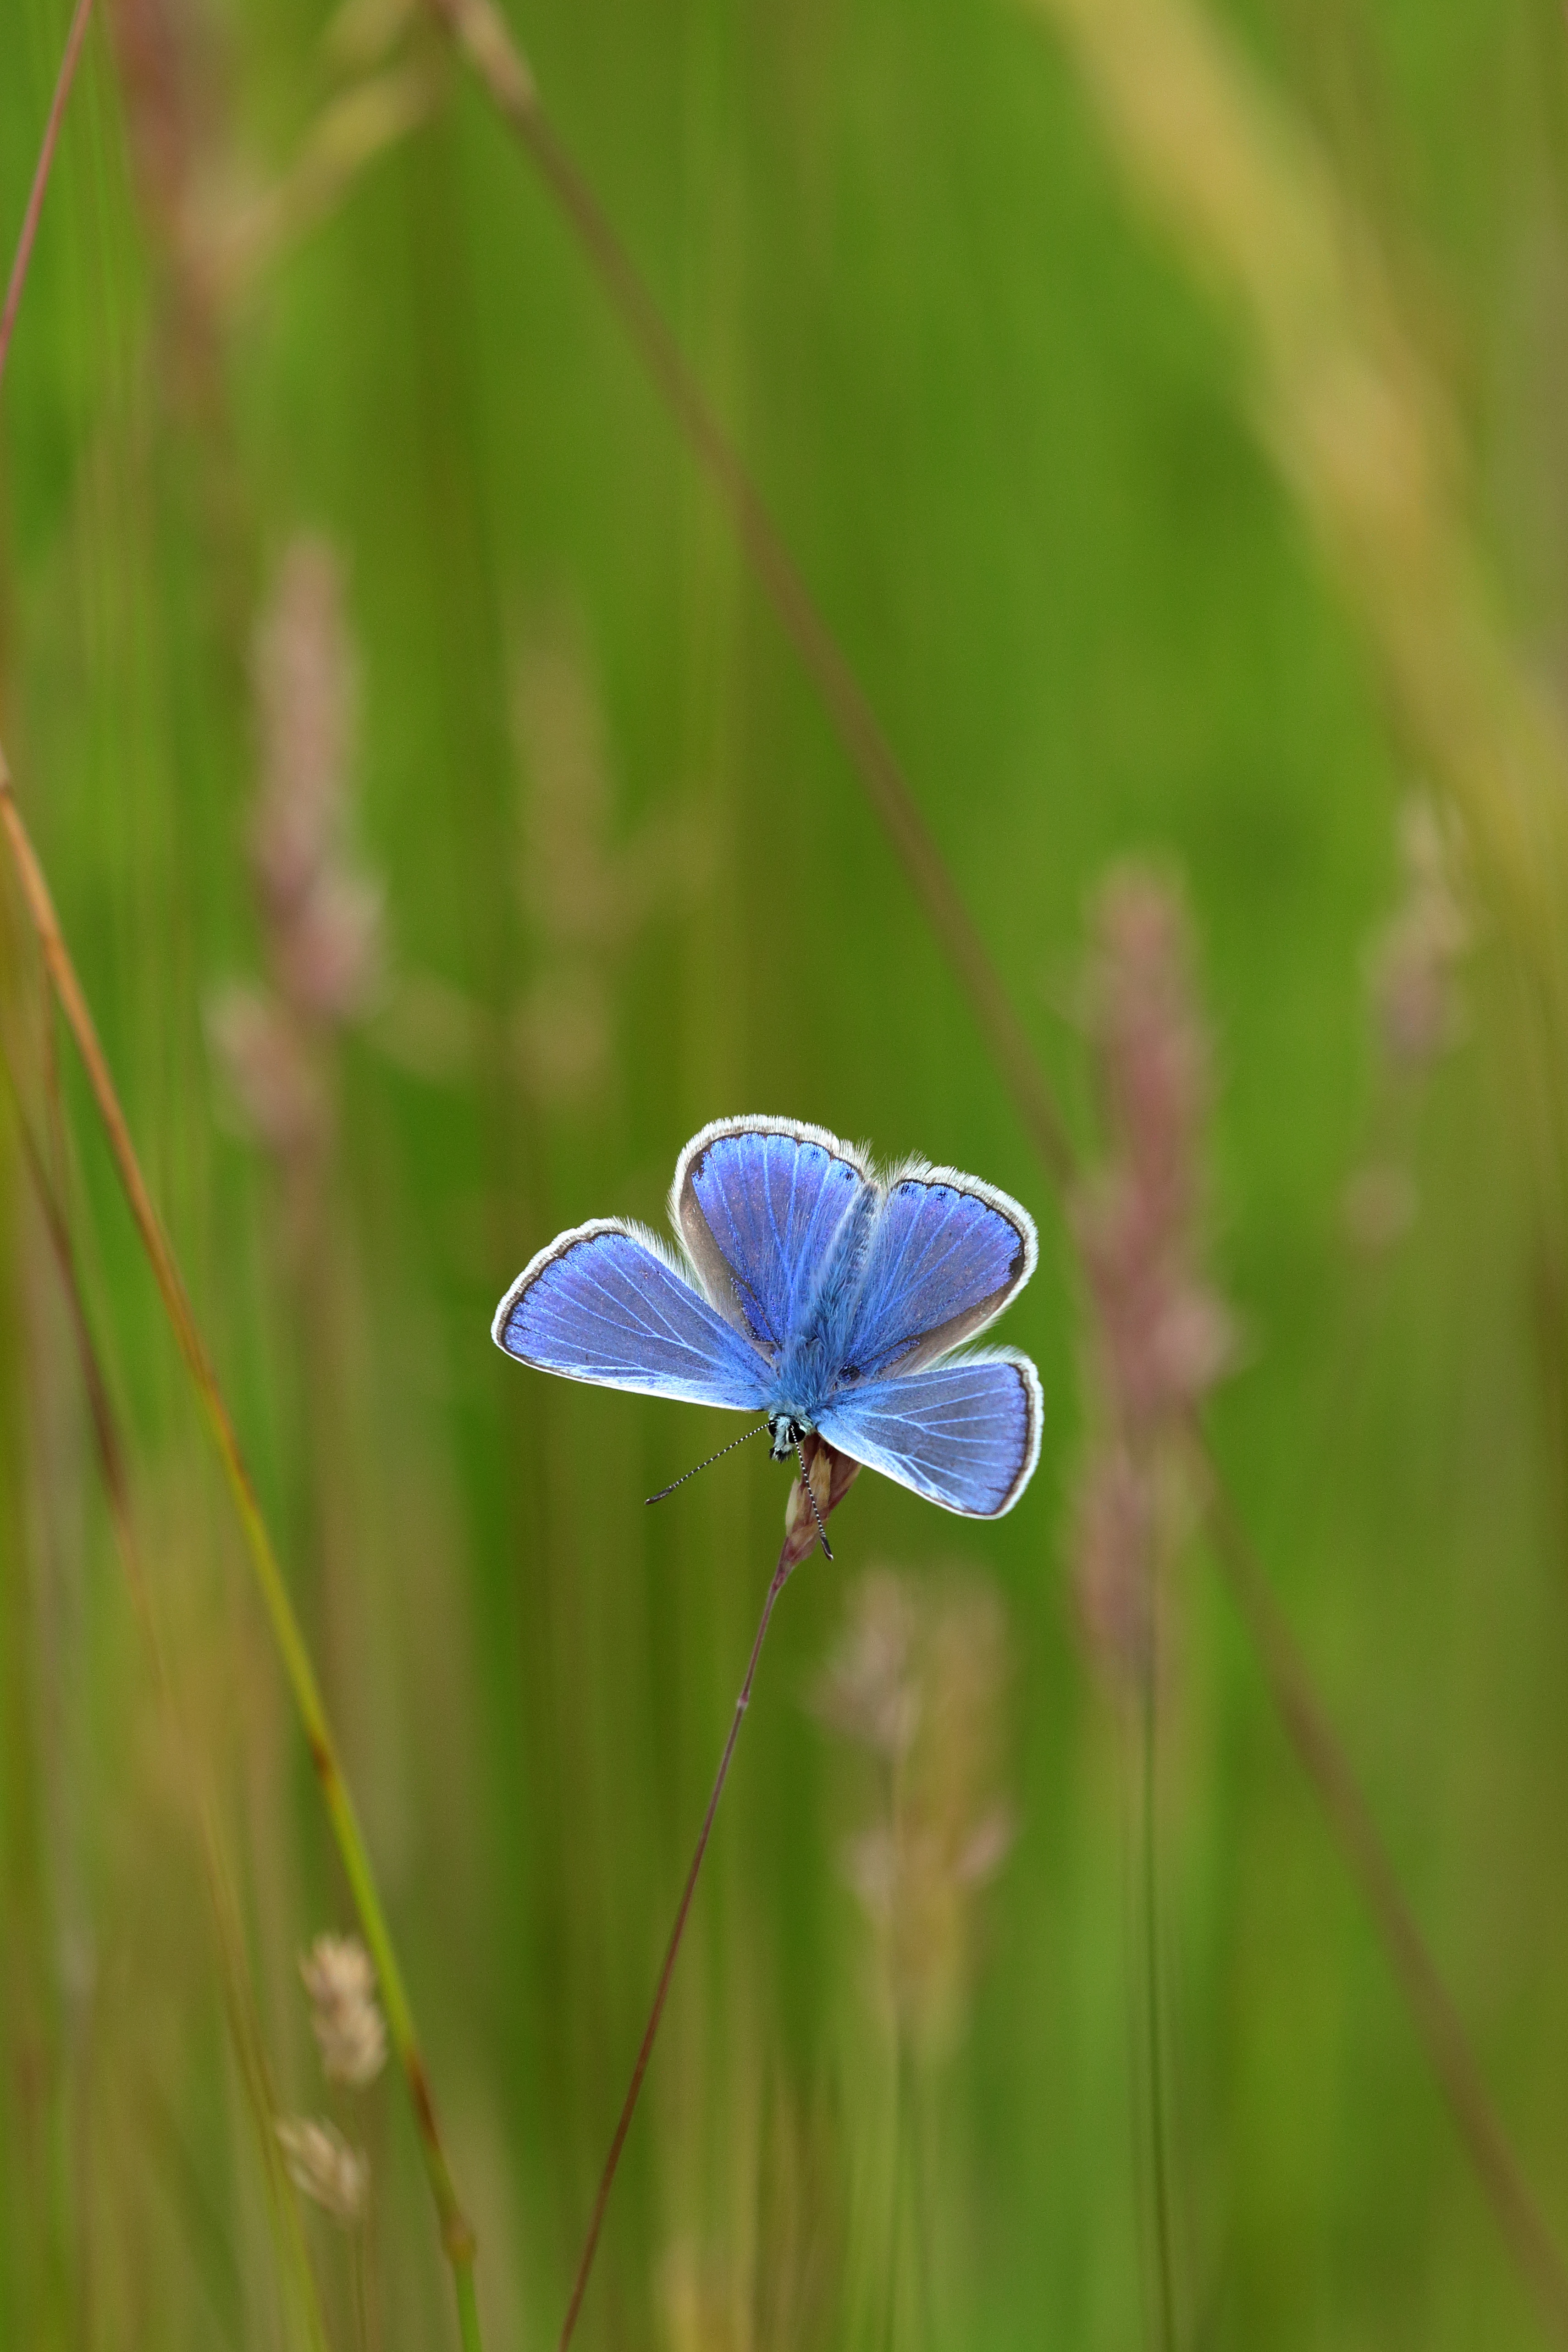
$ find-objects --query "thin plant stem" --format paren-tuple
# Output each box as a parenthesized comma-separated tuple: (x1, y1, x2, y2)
(897, 2032, 935, 2352)
(0, 28, 477, 2339)
(0, 1030, 331, 2349)
(558, 1536, 799, 2352)
(428, 10, 1568, 2330)
(1139, 1662, 1178, 2352)
(1196, 1445, 1568, 2347)
(352, 2220, 371, 2352)
(0, 762, 483, 2348)
(0, 0, 94, 392)
(425, 0, 1075, 1194)
(882, 2034, 903, 2352)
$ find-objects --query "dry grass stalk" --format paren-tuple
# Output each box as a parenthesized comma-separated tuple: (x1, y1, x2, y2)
(0, 1047, 331, 2342)
(1343, 795, 1472, 1253)
(816, 1570, 1015, 2060)
(0, 753, 483, 2346)
(209, 535, 384, 1257)
(1369, 798, 1470, 1074)
(1028, 0, 1568, 1198)
(1069, 868, 1231, 1687)
(557, 1474, 851, 2352)
(1065, 867, 1232, 2350)
(425, 0, 1077, 1183)
(510, 619, 705, 1102)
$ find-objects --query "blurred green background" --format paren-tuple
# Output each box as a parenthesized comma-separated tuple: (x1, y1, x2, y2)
(6, 0, 1568, 2345)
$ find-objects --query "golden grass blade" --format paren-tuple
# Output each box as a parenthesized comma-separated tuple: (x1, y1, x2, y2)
(0, 1039, 331, 2346)
(1027, 0, 1568, 1192)
(0, 754, 484, 2351)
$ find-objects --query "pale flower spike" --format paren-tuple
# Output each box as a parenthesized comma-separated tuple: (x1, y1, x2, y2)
(300, 1931, 388, 2089)
(1069, 868, 1233, 1687)
(276, 2115, 370, 2227)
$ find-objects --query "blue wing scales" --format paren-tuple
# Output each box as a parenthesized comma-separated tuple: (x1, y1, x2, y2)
(493, 1220, 770, 1409)
(673, 1117, 872, 1351)
(817, 1356, 1041, 1518)
(845, 1166, 1037, 1379)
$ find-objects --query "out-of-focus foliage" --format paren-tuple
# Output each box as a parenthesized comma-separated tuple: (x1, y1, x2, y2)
(5, 0, 1568, 2345)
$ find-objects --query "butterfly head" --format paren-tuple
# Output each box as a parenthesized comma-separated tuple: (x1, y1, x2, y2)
(767, 1411, 812, 1463)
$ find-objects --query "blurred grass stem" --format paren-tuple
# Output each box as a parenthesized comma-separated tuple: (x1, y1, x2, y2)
(0, 0, 94, 391)
(1028, 0, 1568, 1357)
(559, 1536, 799, 2350)
(0, 757, 485, 2350)
(426, 0, 1076, 1193)
(0, 1034, 331, 2346)
(1140, 1669, 1178, 2352)
(1197, 1448, 1568, 2346)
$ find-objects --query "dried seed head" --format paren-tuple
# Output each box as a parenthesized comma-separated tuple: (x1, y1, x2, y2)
(1341, 1159, 1419, 1253)
(507, 615, 710, 1109)
(1068, 865, 1232, 1686)
(1368, 797, 1469, 1072)
(300, 1933, 387, 2089)
(275, 2115, 369, 2226)
(250, 536, 382, 1025)
(1070, 1444, 1153, 1686)
(1073, 868, 1234, 1435)
(818, 1572, 1014, 2054)
(811, 1571, 920, 1756)
(205, 983, 324, 1162)
(781, 1434, 859, 1568)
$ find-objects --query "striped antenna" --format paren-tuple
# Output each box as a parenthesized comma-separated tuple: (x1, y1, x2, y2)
(646, 1422, 769, 1506)
(793, 1444, 834, 1561)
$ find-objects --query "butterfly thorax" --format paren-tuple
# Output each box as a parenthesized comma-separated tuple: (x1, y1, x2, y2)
(762, 1203, 872, 1453)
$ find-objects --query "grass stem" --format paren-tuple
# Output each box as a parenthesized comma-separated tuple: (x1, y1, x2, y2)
(0, 0, 94, 391)
(0, 761, 484, 2347)
(1198, 1447, 1568, 2348)
(426, 0, 1076, 1193)
(1140, 1664, 1178, 2352)
(0, 1031, 331, 2348)
(558, 1537, 798, 2351)
(1, 32, 473, 2330)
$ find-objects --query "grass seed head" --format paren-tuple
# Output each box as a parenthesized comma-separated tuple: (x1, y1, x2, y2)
(275, 2115, 369, 2226)
(300, 1932, 387, 2089)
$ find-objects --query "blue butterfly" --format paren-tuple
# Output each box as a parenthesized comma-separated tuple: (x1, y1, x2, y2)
(492, 1116, 1042, 1519)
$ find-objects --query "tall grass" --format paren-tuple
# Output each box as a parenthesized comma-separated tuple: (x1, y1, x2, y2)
(6, 0, 1568, 2346)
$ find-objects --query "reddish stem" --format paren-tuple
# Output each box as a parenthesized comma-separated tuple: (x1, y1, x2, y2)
(557, 1538, 797, 2352)
(0, 0, 95, 395)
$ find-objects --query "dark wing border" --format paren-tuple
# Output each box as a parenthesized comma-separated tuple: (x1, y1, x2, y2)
(856, 1158, 1039, 1375)
(670, 1114, 873, 1338)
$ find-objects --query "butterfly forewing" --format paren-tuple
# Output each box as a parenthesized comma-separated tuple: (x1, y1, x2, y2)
(674, 1117, 872, 1351)
(817, 1356, 1041, 1518)
(845, 1169, 1037, 1379)
(493, 1220, 771, 1409)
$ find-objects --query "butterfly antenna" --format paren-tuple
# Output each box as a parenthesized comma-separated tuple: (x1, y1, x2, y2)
(793, 1444, 834, 1561)
(646, 1421, 769, 1506)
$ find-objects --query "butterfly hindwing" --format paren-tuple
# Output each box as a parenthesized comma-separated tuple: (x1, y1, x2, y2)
(674, 1117, 873, 1351)
(817, 1355, 1042, 1518)
(493, 1220, 771, 1410)
(845, 1166, 1037, 1379)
